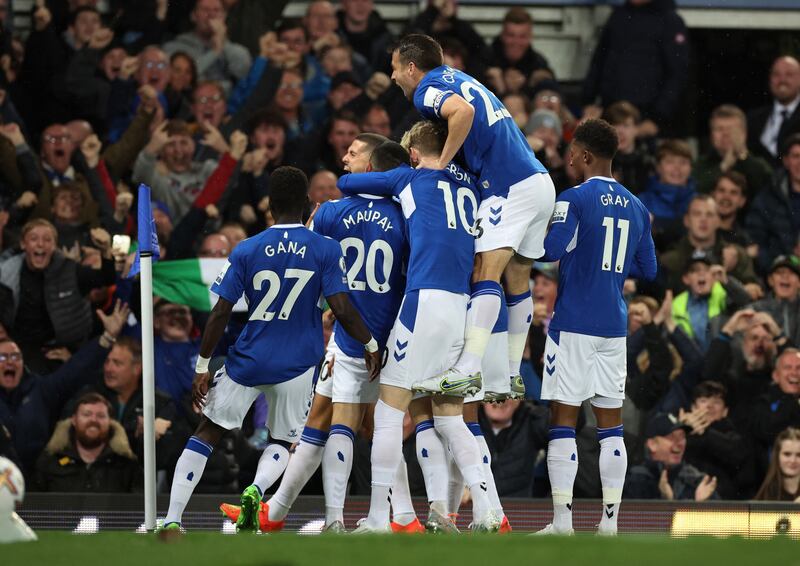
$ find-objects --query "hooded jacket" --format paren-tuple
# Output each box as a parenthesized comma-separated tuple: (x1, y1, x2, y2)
(32, 419, 140, 492)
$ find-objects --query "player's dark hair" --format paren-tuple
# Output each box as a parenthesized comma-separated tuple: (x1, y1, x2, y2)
(354, 132, 388, 153)
(573, 118, 618, 161)
(370, 141, 410, 172)
(394, 34, 443, 72)
(268, 166, 309, 217)
(691, 380, 727, 403)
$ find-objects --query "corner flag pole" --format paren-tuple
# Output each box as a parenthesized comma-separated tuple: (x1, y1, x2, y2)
(137, 185, 158, 531)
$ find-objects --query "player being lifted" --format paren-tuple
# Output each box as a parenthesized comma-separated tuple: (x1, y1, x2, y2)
(390, 34, 555, 400)
(337, 120, 500, 533)
(537, 120, 657, 535)
(220, 136, 424, 533)
(159, 166, 380, 533)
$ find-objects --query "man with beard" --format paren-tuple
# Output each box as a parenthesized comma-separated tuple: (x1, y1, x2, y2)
(0, 301, 128, 477)
(32, 393, 140, 492)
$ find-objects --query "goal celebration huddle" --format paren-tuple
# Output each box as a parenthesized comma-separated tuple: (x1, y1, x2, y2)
(160, 33, 656, 536)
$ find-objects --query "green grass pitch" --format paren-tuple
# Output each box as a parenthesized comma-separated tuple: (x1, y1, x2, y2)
(3, 532, 799, 566)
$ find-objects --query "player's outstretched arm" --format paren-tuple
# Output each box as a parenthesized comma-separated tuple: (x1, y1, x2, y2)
(437, 95, 475, 169)
(192, 297, 234, 412)
(337, 171, 395, 197)
(326, 292, 381, 380)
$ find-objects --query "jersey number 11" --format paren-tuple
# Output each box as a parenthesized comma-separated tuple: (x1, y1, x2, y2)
(601, 217, 630, 273)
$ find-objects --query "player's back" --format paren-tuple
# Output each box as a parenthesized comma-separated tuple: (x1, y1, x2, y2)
(312, 195, 406, 357)
(414, 66, 548, 198)
(212, 224, 346, 385)
(394, 163, 479, 294)
(550, 177, 652, 338)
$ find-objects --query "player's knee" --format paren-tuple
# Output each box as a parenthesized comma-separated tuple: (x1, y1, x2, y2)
(472, 250, 510, 282)
(590, 396, 624, 428)
(306, 396, 333, 431)
(195, 417, 228, 446)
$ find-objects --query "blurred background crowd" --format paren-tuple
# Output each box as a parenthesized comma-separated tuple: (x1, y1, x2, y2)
(0, 0, 798, 505)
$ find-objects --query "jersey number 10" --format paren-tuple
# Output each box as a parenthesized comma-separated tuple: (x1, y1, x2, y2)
(601, 217, 630, 273)
(437, 180, 478, 235)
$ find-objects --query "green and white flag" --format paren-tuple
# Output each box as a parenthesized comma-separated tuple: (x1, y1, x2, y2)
(152, 258, 248, 312)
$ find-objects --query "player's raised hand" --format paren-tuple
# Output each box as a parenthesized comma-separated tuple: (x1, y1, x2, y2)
(365, 350, 382, 381)
(192, 371, 211, 413)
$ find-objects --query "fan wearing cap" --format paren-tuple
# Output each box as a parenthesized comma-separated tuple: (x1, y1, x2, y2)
(624, 412, 719, 501)
(670, 250, 751, 353)
(752, 255, 800, 345)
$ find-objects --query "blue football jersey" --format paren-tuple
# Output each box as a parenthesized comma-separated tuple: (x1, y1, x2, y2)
(338, 163, 479, 295)
(311, 195, 406, 358)
(413, 65, 548, 199)
(211, 224, 348, 386)
(542, 176, 657, 337)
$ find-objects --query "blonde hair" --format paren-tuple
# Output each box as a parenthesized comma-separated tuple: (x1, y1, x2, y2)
(400, 120, 447, 157)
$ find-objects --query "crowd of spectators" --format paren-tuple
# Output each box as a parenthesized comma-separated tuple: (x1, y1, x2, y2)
(0, 0, 798, 505)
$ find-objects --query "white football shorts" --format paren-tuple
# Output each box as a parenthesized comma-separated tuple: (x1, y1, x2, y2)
(314, 339, 378, 404)
(203, 365, 314, 443)
(475, 172, 556, 259)
(540, 329, 627, 406)
(381, 289, 468, 391)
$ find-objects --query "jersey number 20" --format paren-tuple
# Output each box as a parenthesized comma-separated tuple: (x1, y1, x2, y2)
(249, 268, 313, 321)
(340, 238, 394, 294)
(601, 217, 630, 273)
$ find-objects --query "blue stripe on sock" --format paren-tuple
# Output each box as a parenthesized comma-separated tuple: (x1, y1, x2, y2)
(415, 419, 435, 435)
(597, 425, 624, 440)
(329, 424, 354, 441)
(492, 293, 508, 333)
(548, 426, 576, 441)
(471, 289, 503, 299)
(471, 280, 503, 298)
(301, 426, 329, 446)
(186, 436, 213, 457)
(466, 422, 483, 437)
(506, 290, 531, 306)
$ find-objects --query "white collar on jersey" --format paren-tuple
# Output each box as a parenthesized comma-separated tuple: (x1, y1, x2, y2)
(270, 223, 304, 229)
(356, 194, 385, 199)
(585, 176, 617, 183)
